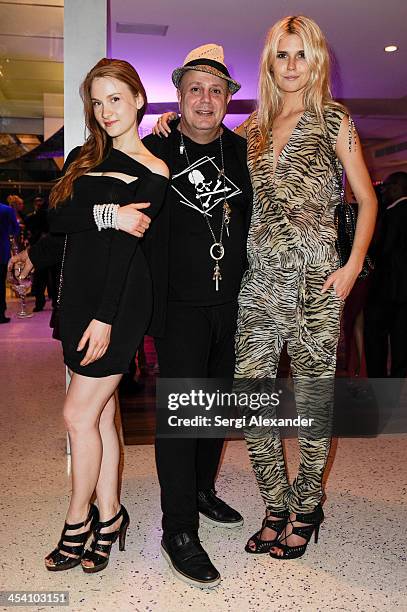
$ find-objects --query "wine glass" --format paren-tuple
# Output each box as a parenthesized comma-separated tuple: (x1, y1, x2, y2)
(9, 261, 33, 318)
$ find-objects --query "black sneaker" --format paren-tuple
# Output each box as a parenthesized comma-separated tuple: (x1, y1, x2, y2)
(198, 489, 244, 528)
(161, 532, 220, 589)
(0, 316, 10, 324)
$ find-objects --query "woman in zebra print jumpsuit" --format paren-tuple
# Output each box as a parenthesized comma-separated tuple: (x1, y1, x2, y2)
(234, 16, 377, 559)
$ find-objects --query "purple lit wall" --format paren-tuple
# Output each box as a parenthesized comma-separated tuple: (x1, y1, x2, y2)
(108, 0, 406, 104)
(107, 0, 407, 176)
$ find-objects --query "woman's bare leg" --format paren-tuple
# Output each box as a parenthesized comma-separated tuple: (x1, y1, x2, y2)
(81, 393, 124, 569)
(95, 394, 121, 518)
(45, 372, 121, 567)
(64, 373, 122, 521)
(83, 394, 127, 569)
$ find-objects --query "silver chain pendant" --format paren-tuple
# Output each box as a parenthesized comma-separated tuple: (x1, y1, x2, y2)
(213, 262, 222, 291)
(210, 242, 225, 291)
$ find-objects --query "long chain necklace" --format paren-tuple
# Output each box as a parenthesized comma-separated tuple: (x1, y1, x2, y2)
(179, 129, 231, 291)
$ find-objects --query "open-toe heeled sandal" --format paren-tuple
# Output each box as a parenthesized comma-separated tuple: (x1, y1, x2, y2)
(245, 509, 289, 554)
(81, 504, 129, 573)
(45, 504, 99, 571)
(269, 503, 324, 560)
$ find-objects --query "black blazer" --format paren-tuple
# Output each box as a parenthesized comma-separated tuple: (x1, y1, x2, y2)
(142, 120, 253, 337)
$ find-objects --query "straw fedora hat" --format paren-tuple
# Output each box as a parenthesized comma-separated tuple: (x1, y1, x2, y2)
(172, 43, 241, 94)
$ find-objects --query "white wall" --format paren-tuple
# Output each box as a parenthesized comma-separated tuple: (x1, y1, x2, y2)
(63, 0, 108, 157)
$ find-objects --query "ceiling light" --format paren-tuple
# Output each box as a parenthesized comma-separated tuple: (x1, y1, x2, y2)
(384, 45, 398, 52)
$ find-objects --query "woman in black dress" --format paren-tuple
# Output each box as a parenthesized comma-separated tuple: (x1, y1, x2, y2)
(16, 59, 168, 572)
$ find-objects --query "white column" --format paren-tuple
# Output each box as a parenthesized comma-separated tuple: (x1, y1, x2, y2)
(64, 0, 108, 155)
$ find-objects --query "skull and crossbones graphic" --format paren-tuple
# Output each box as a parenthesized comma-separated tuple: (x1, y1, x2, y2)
(187, 169, 228, 209)
(172, 155, 241, 216)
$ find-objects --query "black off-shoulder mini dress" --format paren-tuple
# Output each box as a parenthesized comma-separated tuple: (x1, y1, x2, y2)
(48, 147, 168, 377)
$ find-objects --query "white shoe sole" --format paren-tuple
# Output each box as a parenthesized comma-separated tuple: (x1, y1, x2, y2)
(199, 512, 244, 528)
(161, 544, 221, 589)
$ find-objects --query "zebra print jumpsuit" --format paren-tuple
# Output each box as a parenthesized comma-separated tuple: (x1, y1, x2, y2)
(235, 107, 350, 513)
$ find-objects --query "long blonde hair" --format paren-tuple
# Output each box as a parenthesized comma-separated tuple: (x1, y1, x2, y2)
(49, 58, 147, 207)
(256, 15, 345, 158)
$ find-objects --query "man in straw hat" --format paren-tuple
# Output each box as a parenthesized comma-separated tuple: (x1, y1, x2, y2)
(141, 43, 252, 588)
(12, 44, 252, 588)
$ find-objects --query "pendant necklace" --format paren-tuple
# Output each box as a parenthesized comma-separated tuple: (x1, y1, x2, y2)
(179, 129, 231, 291)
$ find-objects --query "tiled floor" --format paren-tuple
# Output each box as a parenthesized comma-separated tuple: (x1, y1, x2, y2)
(1, 299, 406, 612)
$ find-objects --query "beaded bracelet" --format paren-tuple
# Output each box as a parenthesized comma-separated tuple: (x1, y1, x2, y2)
(93, 203, 119, 231)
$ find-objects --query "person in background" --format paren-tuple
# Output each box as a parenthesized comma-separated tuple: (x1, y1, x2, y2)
(0, 198, 19, 323)
(364, 172, 407, 379)
(6, 194, 26, 246)
(25, 196, 53, 312)
(341, 209, 372, 378)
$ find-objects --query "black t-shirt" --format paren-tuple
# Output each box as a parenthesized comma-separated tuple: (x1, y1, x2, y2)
(142, 123, 252, 334)
(166, 129, 247, 304)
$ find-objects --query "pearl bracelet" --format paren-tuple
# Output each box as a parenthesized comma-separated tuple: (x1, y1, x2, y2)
(93, 203, 119, 231)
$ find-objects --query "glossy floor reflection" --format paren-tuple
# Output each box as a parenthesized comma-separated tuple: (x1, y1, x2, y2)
(0, 298, 405, 612)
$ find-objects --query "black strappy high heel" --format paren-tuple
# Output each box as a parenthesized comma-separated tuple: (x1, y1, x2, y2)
(245, 509, 289, 554)
(269, 503, 324, 560)
(81, 504, 129, 573)
(45, 503, 99, 571)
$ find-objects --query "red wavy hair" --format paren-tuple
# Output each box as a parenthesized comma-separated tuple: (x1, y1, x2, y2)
(50, 58, 147, 207)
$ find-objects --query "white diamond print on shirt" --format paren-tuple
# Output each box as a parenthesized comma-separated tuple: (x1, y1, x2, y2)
(172, 156, 242, 216)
